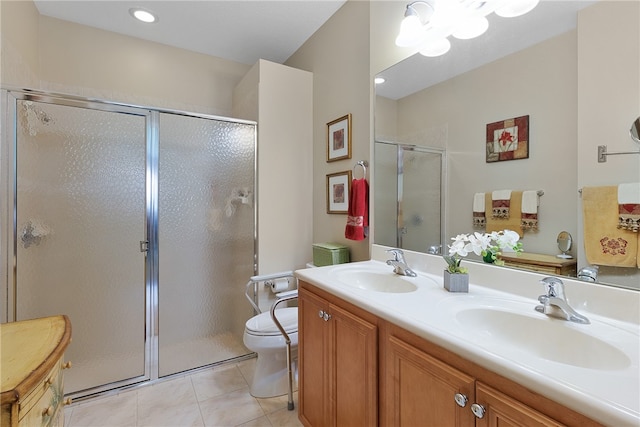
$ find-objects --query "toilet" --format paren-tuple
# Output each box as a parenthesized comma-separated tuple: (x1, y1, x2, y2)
(243, 306, 298, 398)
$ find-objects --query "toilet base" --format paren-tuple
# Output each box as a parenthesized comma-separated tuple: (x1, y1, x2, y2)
(249, 350, 298, 398)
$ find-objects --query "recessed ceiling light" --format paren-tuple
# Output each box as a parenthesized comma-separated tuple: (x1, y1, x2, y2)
(129, 8, 157, 23)
(374, 77, 386, 85)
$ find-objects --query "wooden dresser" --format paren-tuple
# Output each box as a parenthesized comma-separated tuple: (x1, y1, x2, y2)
(499, 252, 577, 276)
(1, 315, 72, 427)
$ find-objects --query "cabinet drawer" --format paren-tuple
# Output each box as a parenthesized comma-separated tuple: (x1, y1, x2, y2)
(18, 358, 64, 424)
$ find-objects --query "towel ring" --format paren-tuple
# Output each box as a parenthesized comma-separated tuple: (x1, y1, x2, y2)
(353, 160, 368, 179)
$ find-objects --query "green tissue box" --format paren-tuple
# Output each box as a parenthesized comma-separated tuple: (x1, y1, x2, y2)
(312, 243, 350, 267)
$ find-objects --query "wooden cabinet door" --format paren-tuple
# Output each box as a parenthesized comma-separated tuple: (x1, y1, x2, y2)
(383, 335, 476, 427)
(330, 303, 378, 427)
(474, 382, 565, 427)
(298, 287, 330, 427)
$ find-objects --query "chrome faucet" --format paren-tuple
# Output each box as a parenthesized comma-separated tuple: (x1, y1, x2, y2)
(386, 249, 417, 277)
(535, 277, 590, 324)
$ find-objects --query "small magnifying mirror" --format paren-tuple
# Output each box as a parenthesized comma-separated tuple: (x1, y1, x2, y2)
(630, 116, 640, 145)
(556, 231, 573, 259)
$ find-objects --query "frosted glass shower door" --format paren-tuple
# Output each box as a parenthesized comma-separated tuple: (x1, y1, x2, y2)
(400, 148, 444, 253)
(157, 113, 255, 377)
(14, 99, 148, 394)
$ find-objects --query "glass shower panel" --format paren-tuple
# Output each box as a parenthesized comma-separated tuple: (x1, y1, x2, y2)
(373, 142, 400, 247)
(158, 113, 255, 377)
(401, 148, 443, 253)
(15, 99, 148, 394)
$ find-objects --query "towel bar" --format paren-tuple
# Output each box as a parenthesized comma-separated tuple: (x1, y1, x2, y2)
(353, 160, 368, 179)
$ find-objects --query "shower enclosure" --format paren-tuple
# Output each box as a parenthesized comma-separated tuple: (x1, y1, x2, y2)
(1, 90, 256, 398)
(374, 141, 445, 253)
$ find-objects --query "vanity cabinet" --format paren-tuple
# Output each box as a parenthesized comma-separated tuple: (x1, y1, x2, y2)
(298, 283, 378, 427)
(1, 315, 72, 427)
(298, 280, 602, 427)
(381, 322, 600, 427)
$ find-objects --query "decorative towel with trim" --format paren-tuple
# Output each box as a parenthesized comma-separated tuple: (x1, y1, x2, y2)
(473, 193, 486, 228)
(492, 190, 512, 219)
(345, 178, 369, 241)
(485, 191, 523, 238)
(582, 186, 637, 267)
(618, 182, 640, 232)
(521, 190, 539, 231)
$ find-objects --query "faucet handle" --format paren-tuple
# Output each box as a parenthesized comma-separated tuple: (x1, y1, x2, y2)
(540, 277, 565, 299)
(386, 248, 405, 262)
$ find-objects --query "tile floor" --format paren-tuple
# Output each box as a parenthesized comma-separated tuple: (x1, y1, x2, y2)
(64, 358, 302, 427)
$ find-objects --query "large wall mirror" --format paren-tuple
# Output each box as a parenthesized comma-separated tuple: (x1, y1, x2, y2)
(374, 0, 640, 290)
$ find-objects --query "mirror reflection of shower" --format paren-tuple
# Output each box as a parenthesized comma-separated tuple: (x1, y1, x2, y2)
(374, 141, 445, 253)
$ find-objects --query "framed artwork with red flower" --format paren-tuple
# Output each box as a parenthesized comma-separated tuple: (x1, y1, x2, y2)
(486, 115, 529, 163)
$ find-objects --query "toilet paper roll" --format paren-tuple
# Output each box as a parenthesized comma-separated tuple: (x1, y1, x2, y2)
(269, 278, 289, 293)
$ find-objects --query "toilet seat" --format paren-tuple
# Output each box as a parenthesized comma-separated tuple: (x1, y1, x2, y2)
(245, 307, 298, 336)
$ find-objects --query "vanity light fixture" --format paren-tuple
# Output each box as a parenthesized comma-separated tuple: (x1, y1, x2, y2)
(395, 0, 540, 57)
(129, 8, 158, 24)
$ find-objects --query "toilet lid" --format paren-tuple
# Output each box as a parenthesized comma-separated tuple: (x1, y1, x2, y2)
(245, 307, 298, 336)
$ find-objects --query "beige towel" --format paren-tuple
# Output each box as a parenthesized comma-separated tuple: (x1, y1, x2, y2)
(582, 186, 637, 268)
(486, 191, 523, 238)
(618, 183, 640, 232)
(521, 190, 539, 231)
(473, 193, 486, 228)
(492, 190, 512, 218)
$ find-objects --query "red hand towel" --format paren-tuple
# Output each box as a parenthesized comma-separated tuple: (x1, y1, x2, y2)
(345, 178, 369, 241)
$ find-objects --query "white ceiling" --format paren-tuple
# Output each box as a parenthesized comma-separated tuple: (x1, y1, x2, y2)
(33, 0, 347, 65)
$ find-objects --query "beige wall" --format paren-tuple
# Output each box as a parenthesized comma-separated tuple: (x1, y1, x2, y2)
(286, 0, 371, 262)
(233, 59, 314, 276)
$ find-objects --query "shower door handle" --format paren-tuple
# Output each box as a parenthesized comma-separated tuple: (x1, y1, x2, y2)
(140, 240, 149, 253)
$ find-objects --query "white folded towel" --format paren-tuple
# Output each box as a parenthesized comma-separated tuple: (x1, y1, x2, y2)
(473, 193, 485, 212)
(521, 190, 539, 214)
(492, 190, 512, 201)
(618, 182, 640, 204)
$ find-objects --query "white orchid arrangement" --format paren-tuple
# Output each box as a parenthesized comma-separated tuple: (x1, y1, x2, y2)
(443, 230, 523, 274)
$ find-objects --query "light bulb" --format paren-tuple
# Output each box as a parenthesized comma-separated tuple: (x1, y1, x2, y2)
(419, 38, 451, 57)
(395, 14, 427, 47)
(452, 15, 489, 39)
(495, 0, 539, 18)
(129, 8, 157, 23)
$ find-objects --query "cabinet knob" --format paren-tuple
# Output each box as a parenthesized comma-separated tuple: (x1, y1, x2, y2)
(64, 397, 73, 405)
(62, 361, 72, 369)
(318, 310, 331, 321)
(454, 393, 468, 407)
(471, 403, 485, 418)
(42, 405, 54, 417)
(44, 377, 53, 386)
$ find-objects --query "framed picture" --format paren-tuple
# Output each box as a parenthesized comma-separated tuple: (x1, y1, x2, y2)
(327, 114, 352, 162)
(486, 115, 529, 163)
(326, 170, 352, 214)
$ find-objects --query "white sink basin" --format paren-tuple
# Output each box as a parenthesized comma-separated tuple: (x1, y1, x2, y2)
(328, 265, 436, 293)
(457, 307, 632, 370)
